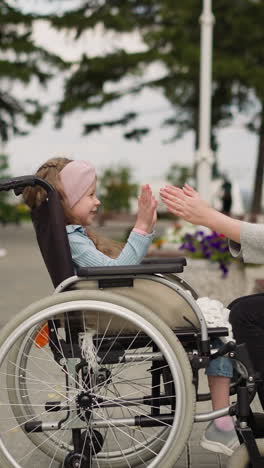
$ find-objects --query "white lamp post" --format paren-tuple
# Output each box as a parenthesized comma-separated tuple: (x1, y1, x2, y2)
(196, 0, 215, 202)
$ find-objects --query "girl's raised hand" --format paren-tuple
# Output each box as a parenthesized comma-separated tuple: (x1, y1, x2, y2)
(134, 184, 158, 233)
(159, 184, 212, 226)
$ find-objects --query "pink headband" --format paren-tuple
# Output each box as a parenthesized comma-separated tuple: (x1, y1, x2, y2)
(59, 160, 96, 208)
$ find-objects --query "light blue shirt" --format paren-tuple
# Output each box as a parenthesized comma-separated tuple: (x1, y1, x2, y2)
(66, 225, 155, 268)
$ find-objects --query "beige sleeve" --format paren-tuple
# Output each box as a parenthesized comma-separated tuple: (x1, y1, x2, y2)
(229, 222, 264, 264)
(228, 239, 243, 259)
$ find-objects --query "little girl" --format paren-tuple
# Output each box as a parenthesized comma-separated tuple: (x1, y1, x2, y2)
(23, 157, 157, 268)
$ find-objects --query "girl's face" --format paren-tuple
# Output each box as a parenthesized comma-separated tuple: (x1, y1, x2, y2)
(71, 179, 101, 225)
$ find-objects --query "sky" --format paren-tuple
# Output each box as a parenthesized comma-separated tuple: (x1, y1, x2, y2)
(4, 2, 259, 197)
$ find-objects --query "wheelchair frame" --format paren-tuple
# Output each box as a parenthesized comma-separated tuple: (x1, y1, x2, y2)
(0, 175, 263, 468)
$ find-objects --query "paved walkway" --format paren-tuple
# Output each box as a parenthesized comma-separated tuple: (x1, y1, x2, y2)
(0, 223, 262, 467)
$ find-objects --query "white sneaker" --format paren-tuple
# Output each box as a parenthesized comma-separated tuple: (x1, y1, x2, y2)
(201, 421, 240, 456)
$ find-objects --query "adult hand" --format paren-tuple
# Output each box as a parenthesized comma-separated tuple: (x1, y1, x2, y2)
(159, 184, 213, 227)
(134, 184, 158, 233)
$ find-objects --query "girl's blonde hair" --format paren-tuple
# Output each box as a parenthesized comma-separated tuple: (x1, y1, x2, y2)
(23, 157, 123, 258)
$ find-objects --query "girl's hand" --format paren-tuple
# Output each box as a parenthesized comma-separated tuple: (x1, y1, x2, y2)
(135, 184, 158, 233)
(159, 183, 213, 227)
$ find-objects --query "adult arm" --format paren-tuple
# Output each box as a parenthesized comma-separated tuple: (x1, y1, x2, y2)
(160, 184, 241, 242)
(229, 222, 264, 264)
(160, 184, 264, 263)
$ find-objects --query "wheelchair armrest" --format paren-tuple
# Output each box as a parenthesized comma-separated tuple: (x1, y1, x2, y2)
(142, 257, 186, 266)
(76, 262, 184, 278)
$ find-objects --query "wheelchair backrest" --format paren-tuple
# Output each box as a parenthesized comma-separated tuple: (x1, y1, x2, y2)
(31, 189, 74, 288)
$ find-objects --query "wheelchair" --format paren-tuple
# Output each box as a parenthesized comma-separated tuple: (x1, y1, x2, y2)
(0, 176, 264, 468)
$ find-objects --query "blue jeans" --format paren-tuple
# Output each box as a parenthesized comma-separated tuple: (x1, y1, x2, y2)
(205, 338, 233, 378)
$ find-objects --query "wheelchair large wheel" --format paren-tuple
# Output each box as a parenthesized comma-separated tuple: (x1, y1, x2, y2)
(0, 290, 195, 468)
(7, 332, 172, 466)
(227, 439, 264, 467)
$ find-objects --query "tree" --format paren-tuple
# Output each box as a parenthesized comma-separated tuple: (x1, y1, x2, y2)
(0, 0, 67, 142)
(99, 166, 138, 213)
(166, 164, 192, 188)
(0, 153, 10, 205)
(47, 1, 264, 213)
(0, 153, 15, 224)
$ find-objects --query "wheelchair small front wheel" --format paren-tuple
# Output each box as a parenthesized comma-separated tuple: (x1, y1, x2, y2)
(0, 290, 196, 467)
(64, 452, 89, 468)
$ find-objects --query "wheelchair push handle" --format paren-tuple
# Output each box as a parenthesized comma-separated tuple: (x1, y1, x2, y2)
(0, 175, 55, 195)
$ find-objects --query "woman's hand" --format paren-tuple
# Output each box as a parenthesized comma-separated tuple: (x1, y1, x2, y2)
(134, 184, 158, 233)
(160, 184, 242, 243)
(159, 184, 213, 227)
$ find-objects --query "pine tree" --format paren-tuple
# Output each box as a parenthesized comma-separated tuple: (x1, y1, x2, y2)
(48, 0, 264, 213)
(0, 0, 67, 142)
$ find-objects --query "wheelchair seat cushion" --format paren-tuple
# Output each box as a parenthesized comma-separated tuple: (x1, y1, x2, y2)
(75, 278, 200, 333)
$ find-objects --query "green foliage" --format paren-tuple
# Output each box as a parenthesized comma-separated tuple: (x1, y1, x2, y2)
(124, 128, 149, 142)
(0, 153, 12, 221)
(47, 1, 264, 146)
(99, 166, 138, 213)
(0, 153, 10, 204)
(82, 112, 138, 135)
(0, 203, 20, 225)
(0, 1, 67, 142)
(166, 164, 192, 187)
(47, 0, 264, 212)
(0, 153, 30, 223)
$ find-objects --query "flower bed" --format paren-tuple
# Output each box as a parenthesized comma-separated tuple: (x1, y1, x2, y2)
(179, 230, 231, 277)
(161, 222, 238, 277)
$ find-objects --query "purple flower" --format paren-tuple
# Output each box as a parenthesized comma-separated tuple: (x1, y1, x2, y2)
(178, 228, 232, 277)
(219, 263, 228, 278)
(194, 230, 204, 238)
